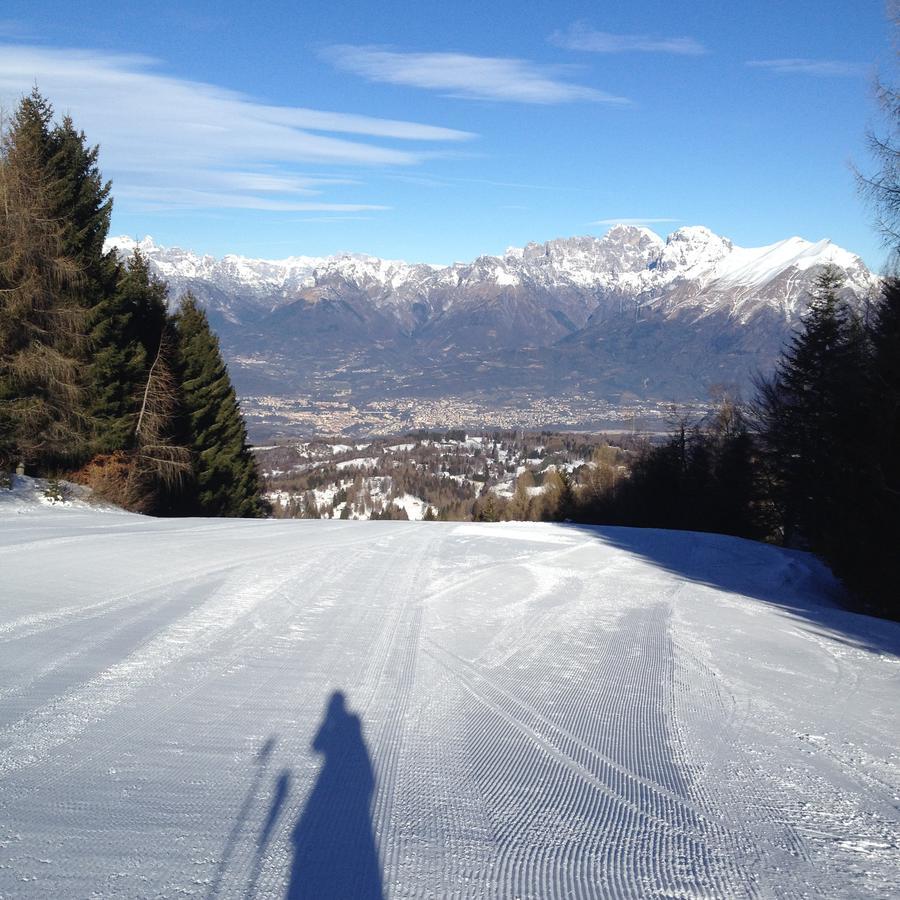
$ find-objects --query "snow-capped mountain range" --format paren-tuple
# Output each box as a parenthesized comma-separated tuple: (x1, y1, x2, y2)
(105, 225, 878, 409)
(107, 225, 872, 319)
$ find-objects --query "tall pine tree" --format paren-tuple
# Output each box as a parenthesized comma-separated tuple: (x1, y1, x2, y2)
(0, 89, 87, 470)
(843, 278, 900, 618)
(754, 267, 864, 549)
(47, 114, 116, 300)
(89, 250, 170, 454)
(173, 295, 264, 517)
(44, 113, 145, 458)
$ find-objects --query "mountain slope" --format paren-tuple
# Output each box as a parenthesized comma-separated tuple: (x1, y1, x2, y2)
(1, 509, 898, 897)
(106, 227, 878, 410)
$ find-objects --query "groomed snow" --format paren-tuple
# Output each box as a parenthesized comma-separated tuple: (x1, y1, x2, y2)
(1, 509, 898, 898)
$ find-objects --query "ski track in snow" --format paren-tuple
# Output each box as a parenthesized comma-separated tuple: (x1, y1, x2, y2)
(0, 512, 898, 899)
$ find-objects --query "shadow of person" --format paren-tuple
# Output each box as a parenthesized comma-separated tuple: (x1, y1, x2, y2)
(208, 737, 277, 900)
(287, 691, 383, 900)
(243, 769, 292, 900)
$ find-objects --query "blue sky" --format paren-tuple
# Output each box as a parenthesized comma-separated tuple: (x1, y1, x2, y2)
(0, 1, 892, 268)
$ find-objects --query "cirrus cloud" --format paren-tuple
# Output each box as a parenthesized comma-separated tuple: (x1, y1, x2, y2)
(550, 23, 707, 56)
(592, 217, 680, 226)
(322, 45, 628, 104)
(746, 58, 869, 77)
(0, 44, 475, 213)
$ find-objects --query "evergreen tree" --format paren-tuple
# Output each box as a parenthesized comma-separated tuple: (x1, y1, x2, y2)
(839, 278, 900, 618)
(45, 114, 131, 455)
(474, 491, 500, 522)
(0, 89, 87, 470)
(173, 295, 265, 516)
(88, 251, 169, 453)
(0, 89, 134, 471)
(701, 397, 762, 538)
(754, 267, 863, 548)
(752, 275, 898, 619)
(303, 491, 321, 519)
(846, 24, 900, 618)
(553, 469, 576, 522)
(710, 428, 759, 537)
(0, 404, 14, 472)
(615, 438, 684, 528)
(577, 395, 761, 540)
(47, 115, 116, 299)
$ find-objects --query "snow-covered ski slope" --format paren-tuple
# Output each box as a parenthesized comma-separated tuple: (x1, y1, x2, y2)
(1, 509, 898, 899)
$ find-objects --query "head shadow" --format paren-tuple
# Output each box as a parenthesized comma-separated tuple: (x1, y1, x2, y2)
(286, 690, 383, 900)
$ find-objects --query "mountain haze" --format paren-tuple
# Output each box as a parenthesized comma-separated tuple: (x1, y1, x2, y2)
(106, 226, 877, 421)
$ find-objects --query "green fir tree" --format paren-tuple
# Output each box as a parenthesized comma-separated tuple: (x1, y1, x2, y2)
(841, 278, 900, 618)
(173, 295, 265, 517)
(755, 267, 863, 549)
(0, 89, 87, 470)
(47, 114, 117, 301)
(88, 251, 169, 453)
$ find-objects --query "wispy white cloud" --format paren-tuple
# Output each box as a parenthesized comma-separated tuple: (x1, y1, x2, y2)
(294, 215, 375, 223)
(0, 44, 474, 213)
(322, 45, 628, 104)
(746, 58, 868, 77)
(592, 217, 679, 225)
(188, 170, 361, 195)
(386, 173, 572, 191)
(113, 185, 389, 213)
(550, 23, 706, 56)
(259, 106, 468, 141)
(451, 175, 569, 190)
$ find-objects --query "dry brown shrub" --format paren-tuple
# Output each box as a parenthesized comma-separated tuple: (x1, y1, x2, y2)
(71, 452, 138, 510)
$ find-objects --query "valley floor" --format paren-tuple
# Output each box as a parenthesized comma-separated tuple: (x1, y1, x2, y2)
(0, 509, 898, 898)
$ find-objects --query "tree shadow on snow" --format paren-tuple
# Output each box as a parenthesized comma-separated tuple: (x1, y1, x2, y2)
(285, 690, 383, 900)
(565, 523, 900, 658)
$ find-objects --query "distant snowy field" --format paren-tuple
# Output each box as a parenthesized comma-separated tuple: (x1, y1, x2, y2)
(1, 502, 898, 898)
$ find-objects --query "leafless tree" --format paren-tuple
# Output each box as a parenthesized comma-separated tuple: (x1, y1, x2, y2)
(855, 5, 900, 263)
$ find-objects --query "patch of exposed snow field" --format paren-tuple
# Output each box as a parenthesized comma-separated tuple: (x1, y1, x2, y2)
(335, 457, 381, 471)
(389, 494, 429, 521)
(0, 474, 125, 515)
(1, 504, 898, 898)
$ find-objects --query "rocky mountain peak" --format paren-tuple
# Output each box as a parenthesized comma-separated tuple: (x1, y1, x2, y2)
(103, 225, 878, 414)
(601, 223, 665, 247)
(105, 225, 874, 324)
(655, 226, 734, 275)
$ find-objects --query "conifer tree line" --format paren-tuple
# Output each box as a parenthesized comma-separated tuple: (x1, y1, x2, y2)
(569, 266, 899, 621)
(569, 67, 900, 621)
(0, 89, 266, 517)
(466, 69, 900, 621)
